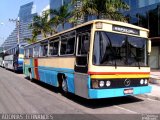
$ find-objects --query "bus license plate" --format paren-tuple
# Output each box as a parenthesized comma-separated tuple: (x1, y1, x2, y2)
(124, 88, 133, 95)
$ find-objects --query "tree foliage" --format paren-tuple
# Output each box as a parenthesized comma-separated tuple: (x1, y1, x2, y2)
(72, 0, 129, 21)
(28, 0, 129, 43)
(49, 4, 75, 30)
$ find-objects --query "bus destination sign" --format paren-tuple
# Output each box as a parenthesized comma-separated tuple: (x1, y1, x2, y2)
(113, 25, 140, 35)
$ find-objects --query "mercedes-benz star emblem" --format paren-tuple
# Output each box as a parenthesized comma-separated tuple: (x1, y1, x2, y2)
(124, 79, 131, 87)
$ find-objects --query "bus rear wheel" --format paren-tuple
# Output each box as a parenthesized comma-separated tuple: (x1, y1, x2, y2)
(13, 64, 17, 73)
(62, 78, 68, 93)
(59, 75, 68, 96)
(29, 72, 33, 82)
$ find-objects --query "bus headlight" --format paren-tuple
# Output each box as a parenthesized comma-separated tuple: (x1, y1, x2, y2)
(140, 79, 144, 85)
(99, 81, 105, 87)
(106, 81, 111, 87)
(144, 79, 148, 84)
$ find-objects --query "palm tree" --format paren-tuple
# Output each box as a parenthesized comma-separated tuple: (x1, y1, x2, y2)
(24, 29, 38, 44)
(24, 37, 37, 44)
(72, 0, 129, 22)
(50, 4, 75, 31)
(29, 11, 53, 39)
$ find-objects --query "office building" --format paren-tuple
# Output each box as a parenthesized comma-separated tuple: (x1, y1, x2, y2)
(2, 2, 37, 50)
(50, 0, 84, 31)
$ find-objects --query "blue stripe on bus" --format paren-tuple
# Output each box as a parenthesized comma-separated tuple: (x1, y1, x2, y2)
(31, 66, 75, 93)
(38, 66, 74, 73)
(25, 64, 151, 99)
(88, 86, 152, 99)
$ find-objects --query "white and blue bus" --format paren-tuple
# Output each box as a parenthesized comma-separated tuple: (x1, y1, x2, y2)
(4, 43, 27, 72)
(24, 20, 152, 99)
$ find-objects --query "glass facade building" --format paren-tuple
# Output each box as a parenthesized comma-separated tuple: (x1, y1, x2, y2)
(124, 0, 160, 38)
(50, 0, 75, 31)
(2, 2, 37, 50)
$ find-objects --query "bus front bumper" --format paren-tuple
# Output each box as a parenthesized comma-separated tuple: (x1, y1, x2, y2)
(88, 86, 152, 99)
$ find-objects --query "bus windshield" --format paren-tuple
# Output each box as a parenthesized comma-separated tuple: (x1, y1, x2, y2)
(93, 31, 147, 67)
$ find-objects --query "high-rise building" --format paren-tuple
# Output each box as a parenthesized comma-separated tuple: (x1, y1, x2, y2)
(50, 0, 83, 31)
(124, 0, 160, 37)
(50, 0, 71, 10)
(2, 2, 37, 50)
(123, 0, 160, 69)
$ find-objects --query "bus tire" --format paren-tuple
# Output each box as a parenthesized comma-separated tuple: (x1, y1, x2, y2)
(61, 75, 68, 95)
(13, 64, 17, 73)
(29, 72, 33, 82)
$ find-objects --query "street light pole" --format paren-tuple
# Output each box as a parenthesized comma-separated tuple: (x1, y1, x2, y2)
(9, 18, 20, 44)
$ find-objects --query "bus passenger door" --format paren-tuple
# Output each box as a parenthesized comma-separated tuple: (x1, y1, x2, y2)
(74, 32, 90, 98)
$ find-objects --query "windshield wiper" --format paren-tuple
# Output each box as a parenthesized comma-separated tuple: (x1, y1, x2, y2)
(104, 33, 118, 69)
(129, 48, 141, 69)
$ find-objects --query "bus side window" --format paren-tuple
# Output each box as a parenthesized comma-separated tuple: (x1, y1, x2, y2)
(60, 39, 67, 55)
(25, 49, 29, 58)
(78, 33, 90, 55)
(34, 46, 39, 57)
(49, 41, 59, 56)
(29, 48, 33, 58)
(66, 37, 75, 54)
(40, 43, 48, 57)
(60, 37, 75, 55)
(76, 32, 90, 66)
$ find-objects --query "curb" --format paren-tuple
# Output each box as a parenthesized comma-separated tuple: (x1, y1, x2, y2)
(139, 94, 160, 101)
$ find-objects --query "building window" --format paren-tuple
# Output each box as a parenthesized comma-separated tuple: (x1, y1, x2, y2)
(149, 0, 156, 5)
(138, 0, 148, 8)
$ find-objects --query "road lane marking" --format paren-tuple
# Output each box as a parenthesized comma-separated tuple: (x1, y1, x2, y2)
(114, 105, 137, 114)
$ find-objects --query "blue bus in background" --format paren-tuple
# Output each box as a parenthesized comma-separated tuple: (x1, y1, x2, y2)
(4, 43, 27, 72)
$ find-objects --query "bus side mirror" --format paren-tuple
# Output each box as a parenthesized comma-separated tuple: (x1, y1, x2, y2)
(148, 39, 151, 54)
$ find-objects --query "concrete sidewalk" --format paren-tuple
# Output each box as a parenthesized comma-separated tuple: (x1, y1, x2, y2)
(150, 69, 160, 84)
(140, 70, 160, 100)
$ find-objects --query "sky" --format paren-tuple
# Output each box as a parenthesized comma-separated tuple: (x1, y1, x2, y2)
(0, 0, 49, 46)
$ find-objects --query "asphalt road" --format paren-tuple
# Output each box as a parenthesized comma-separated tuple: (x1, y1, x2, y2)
(0, 67, 160, 120)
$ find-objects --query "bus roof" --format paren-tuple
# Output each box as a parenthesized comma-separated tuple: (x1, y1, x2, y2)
(25, 19, 149, 47)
